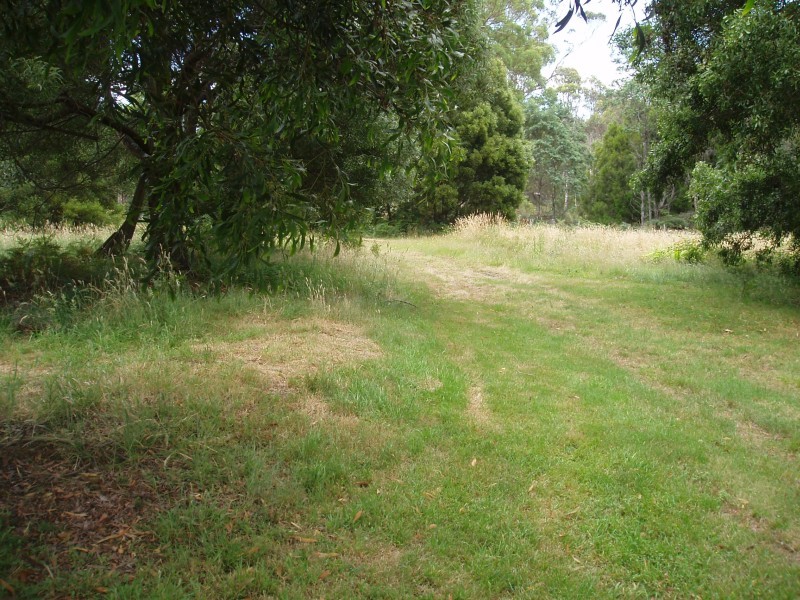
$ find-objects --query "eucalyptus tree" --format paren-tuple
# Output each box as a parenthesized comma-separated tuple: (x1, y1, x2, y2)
(483, 0, 553, 95)
(0, 0, 477, 271)
(523, 90, 590, 221)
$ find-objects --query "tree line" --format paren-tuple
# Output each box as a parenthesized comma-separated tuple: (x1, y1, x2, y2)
(1, 0, 797, 274)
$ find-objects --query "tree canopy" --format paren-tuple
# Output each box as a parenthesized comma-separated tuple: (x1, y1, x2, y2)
(637, 0, 800, 258)
(523, 90, 589, 222)
(4, 0, 799, 273)
(584, 122, 638, 224)
(405, 58, 532, 226)
(1, 0, 478, 270)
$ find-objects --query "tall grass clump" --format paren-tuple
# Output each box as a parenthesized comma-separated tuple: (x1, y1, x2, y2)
(267, 240, 401, 312)
(0, 225, 400, 338)
(0, 222, 115, 253)
(451, 213, 509, 235)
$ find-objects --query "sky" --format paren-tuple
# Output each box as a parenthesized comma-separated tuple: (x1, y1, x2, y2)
(545, 0, 640, 87)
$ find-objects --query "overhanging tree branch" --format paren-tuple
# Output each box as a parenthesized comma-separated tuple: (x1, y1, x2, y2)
(58, 95, 149, 156)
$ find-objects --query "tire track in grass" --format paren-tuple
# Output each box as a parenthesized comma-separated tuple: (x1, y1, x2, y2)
(391, 240, 800, 590)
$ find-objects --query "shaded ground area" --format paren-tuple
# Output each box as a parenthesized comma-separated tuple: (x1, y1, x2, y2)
(0, 426, 176, 591)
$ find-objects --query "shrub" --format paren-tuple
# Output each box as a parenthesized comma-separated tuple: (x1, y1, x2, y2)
(62, 199, 115, 226)
(647, 239, 706, 264)
(651, 213, 694, 231)
(0, 237, 110, 304)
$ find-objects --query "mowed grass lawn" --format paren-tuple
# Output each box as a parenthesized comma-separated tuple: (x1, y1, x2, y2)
(1, 220, 799, 598)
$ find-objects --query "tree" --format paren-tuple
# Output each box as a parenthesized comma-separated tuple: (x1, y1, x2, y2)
(523, 90, 590, 222)
(551, 67, 584, 115)
(483, 0, 553, 95)
(584, 123, 639, 224)
(635, 0, 800, 257)
(410, 59, 532, 225)
(586, 78, 690, 225)
(0, 0, 477, 271)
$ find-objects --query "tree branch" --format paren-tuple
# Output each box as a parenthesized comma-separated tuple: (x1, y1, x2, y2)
(58, 94, 150, 156)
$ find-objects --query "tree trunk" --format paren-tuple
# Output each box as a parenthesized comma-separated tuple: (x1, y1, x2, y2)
(97, 173, 147, 256)
(145, 187, 192, 272)
(640, 191, 646, 226)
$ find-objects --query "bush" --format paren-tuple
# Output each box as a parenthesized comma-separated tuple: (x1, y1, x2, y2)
(62, 199, 116, 226)
(651, 213, 694, 231)
(0, 237, 111, 304)
(363, 220, 406, 238)
(647, 239, 706, 264)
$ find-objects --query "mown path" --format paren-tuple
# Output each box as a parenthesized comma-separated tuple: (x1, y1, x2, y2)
(376, 238, 800, 597)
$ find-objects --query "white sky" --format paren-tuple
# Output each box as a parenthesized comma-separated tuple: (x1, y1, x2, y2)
(545, 0, 640, 87)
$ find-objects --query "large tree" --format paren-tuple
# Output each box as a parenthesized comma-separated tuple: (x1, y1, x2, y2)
(483, 0, 553, 95)
(633, 0, 800, 257)
(409, 58, 532, 225)
(583, 122, 639, 224)
(0, 0, 476, 270)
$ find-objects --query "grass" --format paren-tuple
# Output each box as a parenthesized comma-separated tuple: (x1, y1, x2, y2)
(1, 219, 799, 598)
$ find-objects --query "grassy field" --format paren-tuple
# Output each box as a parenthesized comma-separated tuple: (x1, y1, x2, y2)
(1, 219, 799, 598)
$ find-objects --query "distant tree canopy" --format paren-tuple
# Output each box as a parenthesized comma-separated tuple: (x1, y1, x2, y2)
(483, 0, 553, 95)
(523, 90, 589, 222)
(390, 0, 547, 229)
(0, 0, 478, 271)
(584, 123, 638, 224)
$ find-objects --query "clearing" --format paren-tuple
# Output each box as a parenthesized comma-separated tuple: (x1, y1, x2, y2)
(1, 221, 799, 598)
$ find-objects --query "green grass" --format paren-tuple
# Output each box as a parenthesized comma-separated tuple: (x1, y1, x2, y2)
(1, 222, 799, 598)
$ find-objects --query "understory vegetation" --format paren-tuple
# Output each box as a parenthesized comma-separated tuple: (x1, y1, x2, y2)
(1, 222, 798, 598)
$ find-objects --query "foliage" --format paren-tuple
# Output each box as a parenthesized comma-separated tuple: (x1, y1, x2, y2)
(550, 67, 585, 115)
(647, 239, 706, 263)
(0, 237, 115, 315)
(651, 212, 695, 231)
(523, 90, 590, 222)
(483, 0, 553, 94)
(589, 70, 692, 225)
(408, 59, 532, 225)
(554, 0, 647, 51)
(0, 0, 478, 272)
(62, 200, 113, 227)
(583, 123, 639, 224)
(637, 0, 800, 260)
(0, 144, 129, 228)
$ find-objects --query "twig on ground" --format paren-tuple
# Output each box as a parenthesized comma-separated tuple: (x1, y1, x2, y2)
(384, 299, 418, 308)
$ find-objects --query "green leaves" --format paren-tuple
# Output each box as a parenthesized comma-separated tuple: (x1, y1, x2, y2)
(2, 0, 480, 273)
(638, 0, 800, 256)
(414, 59, 532, 223)
(585, 123, 639, 224)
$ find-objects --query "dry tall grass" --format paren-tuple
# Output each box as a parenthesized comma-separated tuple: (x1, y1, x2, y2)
(0, 223, 117, 252)
(450, 213, 700, 271)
